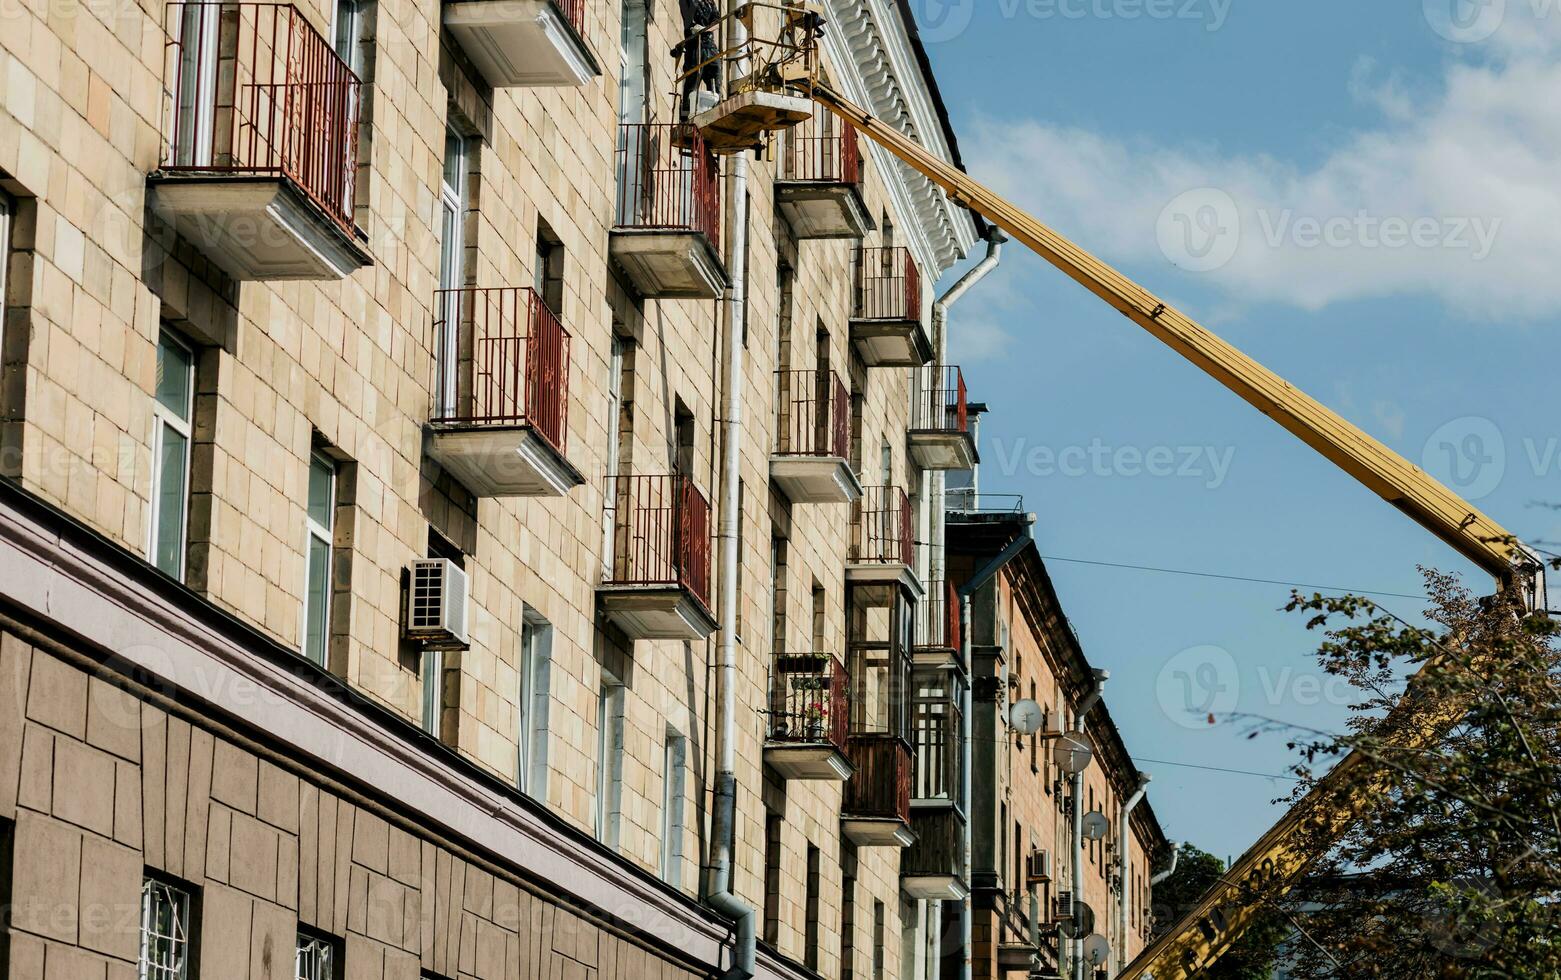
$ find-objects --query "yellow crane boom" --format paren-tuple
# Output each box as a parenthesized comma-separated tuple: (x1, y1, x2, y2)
(797, 80, 1547, 979)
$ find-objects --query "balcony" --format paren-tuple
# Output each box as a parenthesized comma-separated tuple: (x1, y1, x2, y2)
(770, 370, 862, 504)
(609, 124, 729, 299)
(444, 0, 598, 88)
(850, 247, 930, 368)
(775, 117, 871, 240)
(597, 475, 718, 640)
(764, 653, 853, 781)
(914, 579, 961, 669)
(424, 287, 583, 497)
(149, 3, 370, 280)
(842, 735, 913, 847)
(908, 366, 978, 471)
(847, 485, 921, 597)
(904, 666, 967, 898)
(903, 807, 969, 901)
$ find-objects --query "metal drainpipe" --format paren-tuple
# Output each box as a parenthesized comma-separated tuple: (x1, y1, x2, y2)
(1151, 842, 1181, 886)
(957, 514, 1035, 980)
(934, 231, 1005, 980)
(1112, 773, 1150, 976)
(705, 5, 754, 978)
(1071, 670, 1108, 980)
(929, 230, 1005, 586)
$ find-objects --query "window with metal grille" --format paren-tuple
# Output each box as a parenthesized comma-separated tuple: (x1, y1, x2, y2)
(139, 875, 196, 980)
(296, 930, 340, 980)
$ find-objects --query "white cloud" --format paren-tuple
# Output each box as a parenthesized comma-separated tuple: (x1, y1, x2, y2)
(950, 318, 1015, 362)
(965, 20, 1561, 319)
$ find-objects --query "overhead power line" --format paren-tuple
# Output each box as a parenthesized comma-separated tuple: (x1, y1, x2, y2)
(1038, 554, 1429, 602)
(1132, 756, 1301, 782)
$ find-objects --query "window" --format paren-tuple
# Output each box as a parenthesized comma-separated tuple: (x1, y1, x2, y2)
(302, 451, 337, 667)
(595, 671, 625, 847)
(660, 728, 687, 885)
(172, 3, 219, 166)
(435, 127, 470, 417)
(618, 0, 649, 125)
(872, 901, 886, 980)
(535, 221, 564, 315)
(517, 612, 553, 799)
(420, 648, 442, 736)
(839, 843, 858, 980)
(149, 332, 195, 579)
(602, 334, 629, 576)
(762, 810, 782, 945)
(0, 192, 10, 318)
(330, 0, 363, 74)
(804, 844, 821, 971)
(296, 930, 340, 980)
(139, 875, 196, 980)
(879, 437, 892, 485)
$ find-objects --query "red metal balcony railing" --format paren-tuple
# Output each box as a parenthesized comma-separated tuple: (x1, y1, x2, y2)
(614, 124, 722, 248)
(162, 3, 361, 234)
(775, 369, 850, 459)
(916, 579, 961, 652)
(851, 485, 914, 566)
(429, 287, 571, 452)
(549, 0, 585, 36)
(780, 116, 862, 185)
(911, 365, 969, 434)
(768, 652, 850, 751)
(844, 735, 912, 824)
(605, 475, 712, 611)
(853, 246, 921, 322)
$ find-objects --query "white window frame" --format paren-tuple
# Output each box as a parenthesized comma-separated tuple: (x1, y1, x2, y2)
(517, 612, 552, 799)
(302, 451, 337, 667)
(329, 0, 363, 75)
(660, 728, 687, 885)
(172, 2, 220, 166)
(601, 334, 626, 577)
(0, 192, 10, 319)
(436, 127, 468, 418)
(296, 930, 339, 980)
(420, 647, 443, 737)
(595, 673, 625, 847)
(139, 876, 194, 980)
(147, 331, 195, 579)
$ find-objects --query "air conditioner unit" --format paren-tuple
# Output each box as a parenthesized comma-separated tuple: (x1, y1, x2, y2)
(1054, 891, 1074, 923)
(1027, 848, 1052, 884)
(404, 559, 470, 649)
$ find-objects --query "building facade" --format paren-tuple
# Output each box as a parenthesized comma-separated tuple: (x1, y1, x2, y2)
(0, 0, 1169, 976)
(950, 497, 1170, 980)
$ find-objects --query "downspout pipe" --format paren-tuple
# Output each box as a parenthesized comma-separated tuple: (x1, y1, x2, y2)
(957, 514, 1035, 980)
(706, 6, 754, 978)
(1071, 668, 1108, 980)
(1113, 773, 1151, 976)
(930, 230, 1006, 586)
(1151, 842, 1182, 886)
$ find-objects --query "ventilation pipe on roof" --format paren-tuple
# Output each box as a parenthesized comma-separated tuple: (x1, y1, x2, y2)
(706, 3, 755, 977)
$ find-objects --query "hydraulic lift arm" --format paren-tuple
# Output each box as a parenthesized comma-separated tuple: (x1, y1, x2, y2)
(803, 80, 1547, 979)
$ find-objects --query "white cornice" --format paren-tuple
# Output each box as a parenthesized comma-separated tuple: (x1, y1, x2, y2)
(823, 0, 979, 277)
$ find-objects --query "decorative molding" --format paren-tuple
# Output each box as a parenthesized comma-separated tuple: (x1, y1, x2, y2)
(823, 0, 980, 276)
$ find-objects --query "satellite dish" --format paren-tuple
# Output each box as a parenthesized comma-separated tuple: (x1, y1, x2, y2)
(1082, 809, 1110, 841)
(1009, 698, 1044, 735)
(1060, 900, 1095, 939)
(1055, 731, 1094, 775)
(1083, 934, 1111, 966)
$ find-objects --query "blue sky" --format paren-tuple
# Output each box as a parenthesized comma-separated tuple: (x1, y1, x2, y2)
(907, 0, 1561, 857)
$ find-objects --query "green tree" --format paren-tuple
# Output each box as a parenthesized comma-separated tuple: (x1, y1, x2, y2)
(1152, 844, 1287, 980)
(1272, 569, 1561, 979)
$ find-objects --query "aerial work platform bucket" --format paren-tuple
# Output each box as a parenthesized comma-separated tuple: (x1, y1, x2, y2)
(676, 2, 826, 155)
